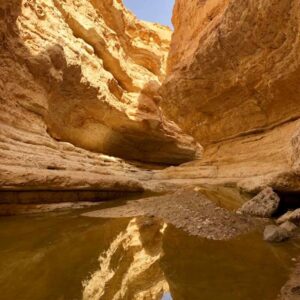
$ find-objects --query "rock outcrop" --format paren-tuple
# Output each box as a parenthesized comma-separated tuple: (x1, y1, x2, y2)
(2, 0, 300, 201)
(160, 0, 300, 192)
(0, 0, 200, 197)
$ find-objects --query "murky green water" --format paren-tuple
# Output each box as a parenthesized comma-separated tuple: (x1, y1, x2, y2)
(0, 205, 299, 300)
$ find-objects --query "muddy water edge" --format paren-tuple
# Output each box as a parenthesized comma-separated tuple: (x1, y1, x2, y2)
(0, 191, 299, 300)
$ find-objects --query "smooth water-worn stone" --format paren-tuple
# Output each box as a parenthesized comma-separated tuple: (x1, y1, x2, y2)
(280, 221, 298, 233)
(264, 225, 290, 243)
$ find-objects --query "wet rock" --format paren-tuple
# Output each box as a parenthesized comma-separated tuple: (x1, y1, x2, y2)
(280, 221, 298, 233)
(281, 261, 300, 300)
(263, 225, 290, 243)
(237, 187, 280, 217)
(291, 286, 300, 295)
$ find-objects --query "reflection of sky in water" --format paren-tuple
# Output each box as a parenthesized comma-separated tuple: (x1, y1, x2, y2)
(162, 292, 173, 300)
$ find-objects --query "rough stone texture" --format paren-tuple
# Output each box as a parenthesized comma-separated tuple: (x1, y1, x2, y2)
(277, 209, 300, 225)
(237, 187, 280, 217)
(160, 0, 300, 192)
(0, 0, 200, 195)
(263, 225, 290, 243)
(281, 261, 300, 300)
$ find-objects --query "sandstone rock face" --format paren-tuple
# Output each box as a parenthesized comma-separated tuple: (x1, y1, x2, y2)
(160, 0, 300, 192)
(281, 262, 300, 300)
(0, 0, 201, 196)
(0, 0, 200, 170)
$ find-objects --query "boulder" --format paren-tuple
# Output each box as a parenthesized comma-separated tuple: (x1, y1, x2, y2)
(237, 188, 280, 218)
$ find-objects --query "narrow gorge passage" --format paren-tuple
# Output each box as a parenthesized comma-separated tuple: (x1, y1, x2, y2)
(1, 0, 300, 299)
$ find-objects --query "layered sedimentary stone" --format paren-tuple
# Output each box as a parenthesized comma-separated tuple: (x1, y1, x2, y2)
(0, 0, 200, 196)
(160, 0, 300, 192)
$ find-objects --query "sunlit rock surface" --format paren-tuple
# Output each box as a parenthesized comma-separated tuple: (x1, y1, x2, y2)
(0, 0, 200, 195)
(82, 217, 169, 300)
(2, 0, 300, 197)
(160, 0, 300, 192)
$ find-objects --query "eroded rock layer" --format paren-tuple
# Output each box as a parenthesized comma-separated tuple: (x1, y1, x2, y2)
(160, 0, 300, 192)
(0, 0, 200, 196)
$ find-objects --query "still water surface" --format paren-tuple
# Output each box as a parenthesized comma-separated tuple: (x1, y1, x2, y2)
(0, 203, 299, 300)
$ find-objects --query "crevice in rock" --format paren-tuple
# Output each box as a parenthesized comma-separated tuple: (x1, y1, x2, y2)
(275, 191, 300, 215)
(53, 0, 137, 93)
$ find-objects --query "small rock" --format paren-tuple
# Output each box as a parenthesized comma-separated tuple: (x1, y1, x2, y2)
(291, 286, 300, 296)
(276, 210, 294, 224)
(237, 187, 280, 217)
(279, 210, 300, 224)
(263, 225, 290, 243)
(280, 221, 297, 233)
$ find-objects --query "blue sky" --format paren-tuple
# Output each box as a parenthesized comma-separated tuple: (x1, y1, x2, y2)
(123, 0, 174, 28)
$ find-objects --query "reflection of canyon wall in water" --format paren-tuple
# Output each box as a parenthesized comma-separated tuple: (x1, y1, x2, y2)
(82, 217, 169, 300)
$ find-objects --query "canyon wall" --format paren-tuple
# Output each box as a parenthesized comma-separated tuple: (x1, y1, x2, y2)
(0, 0, 200, 197)
(2, 0, 300, 198)
(159, 0, 300, 192)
